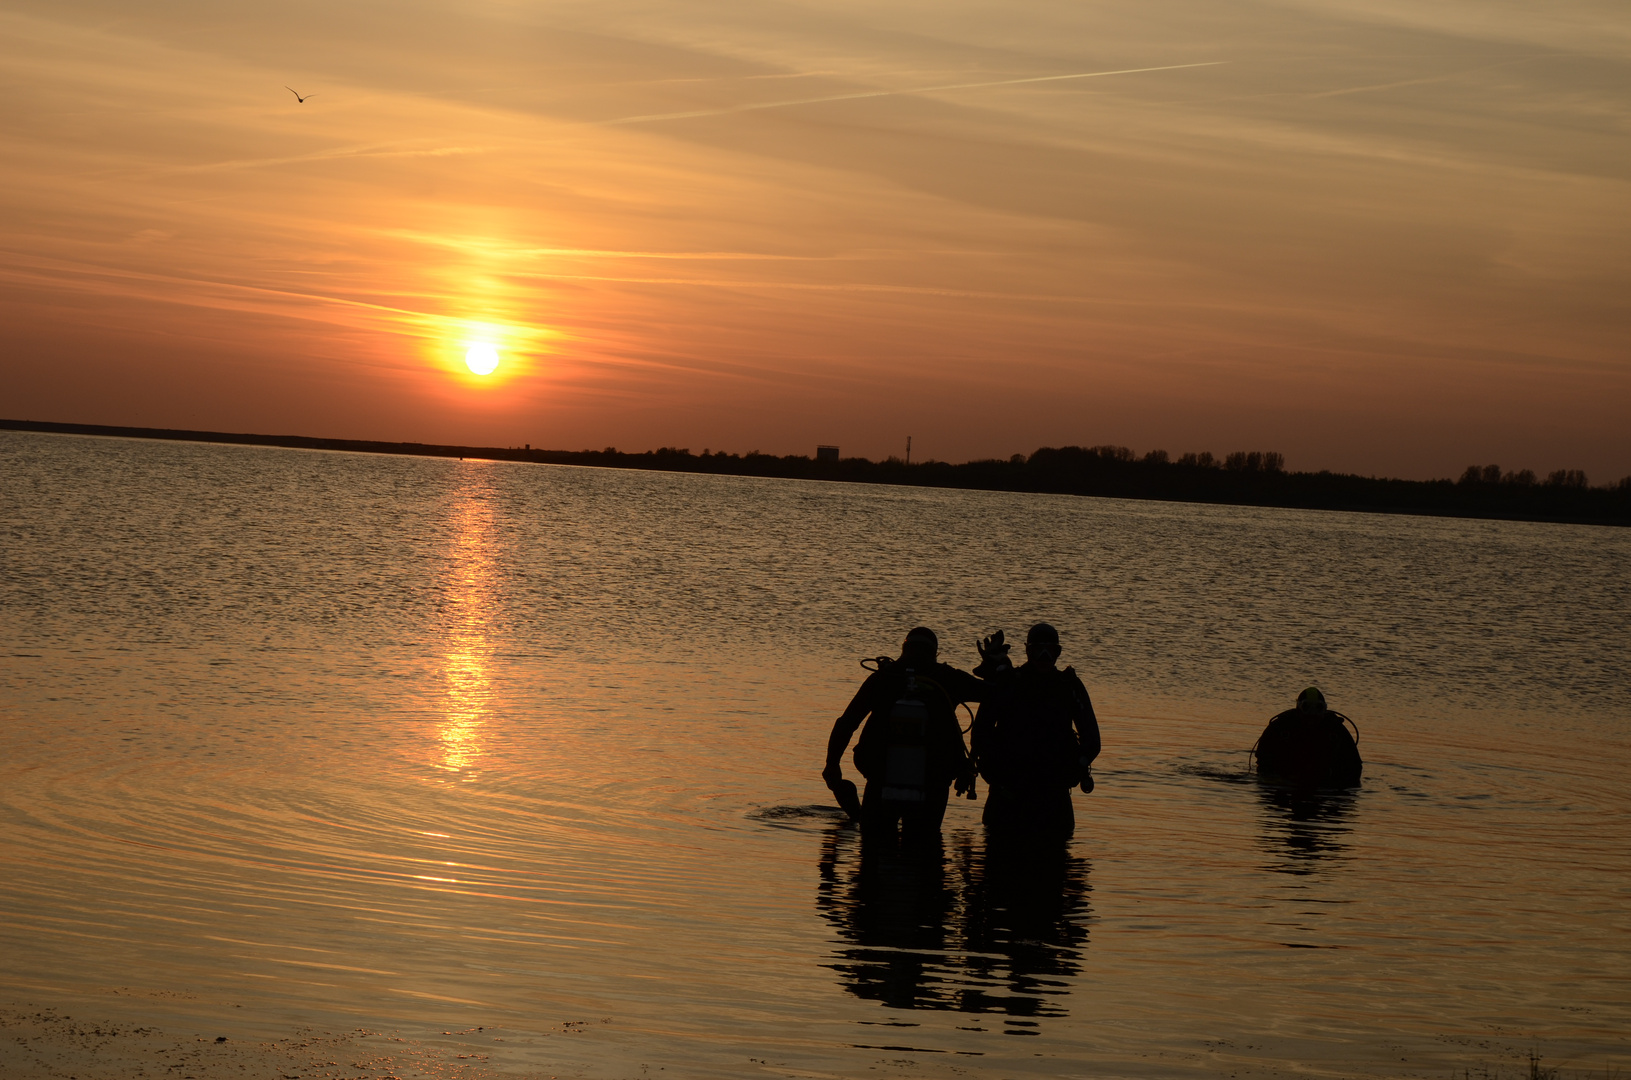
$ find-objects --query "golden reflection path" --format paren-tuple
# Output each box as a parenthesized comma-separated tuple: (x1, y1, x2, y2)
(436, 469, 498, 777)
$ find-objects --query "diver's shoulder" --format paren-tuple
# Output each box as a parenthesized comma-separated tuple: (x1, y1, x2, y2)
(857, 665, 899, 694)
(856, 666, 912, 711)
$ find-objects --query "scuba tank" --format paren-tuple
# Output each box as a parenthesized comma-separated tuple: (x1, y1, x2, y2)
(851, 657, 963, 803)
(879, 671, 932, 803)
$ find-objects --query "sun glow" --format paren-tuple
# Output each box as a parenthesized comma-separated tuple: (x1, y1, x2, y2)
(435, 471, 496, 779)
(464, 344, 500, 375)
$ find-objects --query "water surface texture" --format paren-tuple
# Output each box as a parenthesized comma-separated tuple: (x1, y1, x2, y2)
(2, 432, 1628, 1078)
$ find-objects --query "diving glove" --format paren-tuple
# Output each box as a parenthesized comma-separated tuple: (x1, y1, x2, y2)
(977, 630, 1009, 661)
(827, 774, 863, 821)
(974, 630, 1011, 677)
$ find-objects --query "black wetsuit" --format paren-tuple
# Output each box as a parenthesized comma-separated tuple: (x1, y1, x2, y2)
(1254, 709, 1362, 788)
(971, 662, 1100, 836)
(827, 661, 984, 836)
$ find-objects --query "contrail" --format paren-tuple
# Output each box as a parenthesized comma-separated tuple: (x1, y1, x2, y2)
(1307, 55, 1545, 99)
(171, 143, 487, 175)
(604, 61, 1227, 125)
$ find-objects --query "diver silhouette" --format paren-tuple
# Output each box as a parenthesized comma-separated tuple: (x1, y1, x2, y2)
(815, 823, 1090, 1020)
(823, 627, 984, 841)
(969, 624, 1101, 837)
(1251, 687, 1362, 789)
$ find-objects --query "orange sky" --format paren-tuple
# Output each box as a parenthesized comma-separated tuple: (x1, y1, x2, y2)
(3, 0, 1628, 480)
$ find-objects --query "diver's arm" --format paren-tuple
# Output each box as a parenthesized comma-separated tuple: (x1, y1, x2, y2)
(968, 701, 992, 763)
(942, 665, 989, 704)
(1064, 669, 1101, 793)
(1064, 668, 1101, 764)
(1076, 693, 1102, 765)
(823, 678, 876, 783)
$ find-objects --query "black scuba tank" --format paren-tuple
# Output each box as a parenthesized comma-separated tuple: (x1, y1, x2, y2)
(879, 671, 932, 803)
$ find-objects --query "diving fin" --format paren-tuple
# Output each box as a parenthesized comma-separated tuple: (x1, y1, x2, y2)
(830, 778, 863, 822)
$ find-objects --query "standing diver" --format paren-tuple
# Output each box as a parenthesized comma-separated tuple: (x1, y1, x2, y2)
(970, 623, 1101, 837)
(823, 626, 983, 840)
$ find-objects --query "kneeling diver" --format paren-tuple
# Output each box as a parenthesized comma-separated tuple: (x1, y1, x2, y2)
(823, 626, 982, 838)
(970, 623, 1100, 837)
(1252, 687, 1362, 789)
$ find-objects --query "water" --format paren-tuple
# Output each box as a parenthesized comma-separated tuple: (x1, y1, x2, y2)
(2, 430, 1627, 1078)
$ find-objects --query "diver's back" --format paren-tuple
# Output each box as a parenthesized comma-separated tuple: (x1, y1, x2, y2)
(1254, 709, 1362, 788)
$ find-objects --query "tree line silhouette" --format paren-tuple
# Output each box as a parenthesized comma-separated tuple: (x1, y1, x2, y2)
(5, 418, 1626, 526)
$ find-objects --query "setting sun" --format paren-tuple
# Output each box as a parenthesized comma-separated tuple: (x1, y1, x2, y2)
(464, 344, 499, 376)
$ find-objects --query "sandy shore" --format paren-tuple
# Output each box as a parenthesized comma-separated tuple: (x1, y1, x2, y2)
(0, 1004, 534, 1080)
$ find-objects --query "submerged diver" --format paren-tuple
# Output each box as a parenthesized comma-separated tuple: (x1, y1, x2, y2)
(970, 623, 1101, 837)
(1252, 687, 1362, 789)
(823, 627, 982, 839)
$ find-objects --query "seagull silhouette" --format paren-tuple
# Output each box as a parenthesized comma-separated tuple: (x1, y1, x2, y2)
(285, 86, 312, 103)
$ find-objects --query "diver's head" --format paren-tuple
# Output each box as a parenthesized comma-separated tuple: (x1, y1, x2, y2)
(1025, 622, 1061, 667)
(901, 626, 939, 665)
(1297, 686, 1326, 713)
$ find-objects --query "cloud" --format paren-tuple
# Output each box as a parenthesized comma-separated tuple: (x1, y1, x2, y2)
(603, 62, 1228, 125)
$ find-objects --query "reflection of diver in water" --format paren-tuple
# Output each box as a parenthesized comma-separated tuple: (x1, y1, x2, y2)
(1252, 688, 1361, 873)
(816, 824, 1090, 1021)
(816, 829, 958, 1012)
(958, 832, 1090, 1023)
(1256, 783, 1357, 874)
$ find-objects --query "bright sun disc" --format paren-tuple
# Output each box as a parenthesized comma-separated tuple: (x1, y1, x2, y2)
(465, 344, 499, 375)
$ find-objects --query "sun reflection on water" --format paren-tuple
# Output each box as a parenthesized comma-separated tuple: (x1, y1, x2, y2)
(436, 469, 498, 778)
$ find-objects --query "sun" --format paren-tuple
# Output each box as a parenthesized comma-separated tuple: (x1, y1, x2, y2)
(464, 344, 499, 375)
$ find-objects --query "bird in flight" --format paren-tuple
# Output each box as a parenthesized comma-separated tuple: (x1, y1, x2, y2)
(286, 86, 313, 103)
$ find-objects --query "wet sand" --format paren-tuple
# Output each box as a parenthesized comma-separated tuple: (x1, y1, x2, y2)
(0, 1001, 534, 1080)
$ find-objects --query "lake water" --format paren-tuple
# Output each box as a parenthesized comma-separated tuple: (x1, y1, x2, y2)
(2, 431, 1628, 1079)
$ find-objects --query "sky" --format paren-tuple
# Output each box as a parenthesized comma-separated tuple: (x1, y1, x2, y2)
(2, 0, 1628, 480)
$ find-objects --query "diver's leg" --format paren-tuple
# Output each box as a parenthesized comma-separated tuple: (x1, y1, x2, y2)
(1046, 787, 1076, 837)
(860, 779, 901, 838)
(981, 783, 1010, 830)
(901, 785, 950, 844)
(923, 784, 950, 830)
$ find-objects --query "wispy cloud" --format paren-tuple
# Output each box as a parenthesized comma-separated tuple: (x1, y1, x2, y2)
(155, 143, 491, 176)
(603, 62, 1227, 125)
(0, 250, 554, 346)
(378, 230, 835, 261)
(1307, 56, 1547, 98)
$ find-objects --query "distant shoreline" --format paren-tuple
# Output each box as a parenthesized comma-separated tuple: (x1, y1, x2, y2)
(5, 418, 1626, 527)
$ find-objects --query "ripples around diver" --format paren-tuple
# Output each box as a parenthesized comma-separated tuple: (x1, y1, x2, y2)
(1180, 761, 1361, 876)
(815, 826, 1091, 1029)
